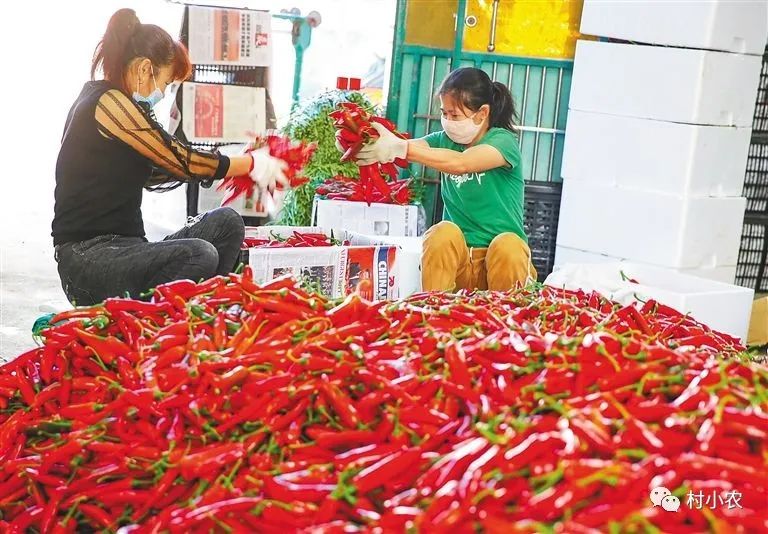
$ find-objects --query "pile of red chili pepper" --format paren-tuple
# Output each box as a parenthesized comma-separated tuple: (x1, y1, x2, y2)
(332, 103, 411, 205)
(242, 232, 346, 249)
(316, 176, 414, 205)
(1, 272, 766, 532)
(218, 135, 317, 206)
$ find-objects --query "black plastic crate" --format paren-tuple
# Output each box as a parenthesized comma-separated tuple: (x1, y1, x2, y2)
(736, 214, 768, 291)
(524, 182, 562, 281)
(742, 142, 768, 214)
(752, 47, 768, 135)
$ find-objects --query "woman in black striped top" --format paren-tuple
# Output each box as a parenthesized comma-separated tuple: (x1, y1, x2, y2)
(52, 9, 285, 305)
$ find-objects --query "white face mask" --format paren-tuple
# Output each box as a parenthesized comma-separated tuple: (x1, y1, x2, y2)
(441, 113, 483, 145)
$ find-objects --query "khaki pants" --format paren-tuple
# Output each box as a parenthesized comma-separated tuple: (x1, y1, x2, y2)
(422, 221, 537, 291)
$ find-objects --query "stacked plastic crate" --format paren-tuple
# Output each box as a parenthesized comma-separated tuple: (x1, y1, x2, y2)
(554, 2, 768, 284)
(736, 48, 768, 291)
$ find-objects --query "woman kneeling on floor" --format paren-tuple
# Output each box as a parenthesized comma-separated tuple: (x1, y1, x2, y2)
(52, 9, 289, 305)
(349, 67, 536, 291)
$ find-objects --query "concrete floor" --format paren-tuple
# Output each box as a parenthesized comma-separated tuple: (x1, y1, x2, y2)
(0, 189, 183, 363)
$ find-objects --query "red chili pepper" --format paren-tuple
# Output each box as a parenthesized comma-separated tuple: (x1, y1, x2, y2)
(320, 381, 363, 429)
(354, 447, 422, 494)
(74, 328, 130, 364)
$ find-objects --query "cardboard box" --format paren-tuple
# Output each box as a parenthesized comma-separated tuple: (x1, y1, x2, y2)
(545, 262, 754, 341)
(748, 297, 768, 347)
(242, 227, 400, 301)
(580, 0, 768, 56)
(562, 111, 751, 198)
(312, 198, 419, 237)
(569, 41, 762, 127)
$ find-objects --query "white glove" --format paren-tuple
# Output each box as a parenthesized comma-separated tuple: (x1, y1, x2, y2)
(249, 147, 289, 192)
(356, 122, 408, 165)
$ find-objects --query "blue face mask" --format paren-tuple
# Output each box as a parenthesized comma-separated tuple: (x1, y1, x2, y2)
(133, 65, 163, 109)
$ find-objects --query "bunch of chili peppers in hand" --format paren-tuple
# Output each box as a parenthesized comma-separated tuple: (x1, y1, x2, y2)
(315, 175, 414, 205)
(331, 103, 410, 205)
(242, 231, 347, 249)
(218, 134, 317, 206)
(0, 273, 766, 532)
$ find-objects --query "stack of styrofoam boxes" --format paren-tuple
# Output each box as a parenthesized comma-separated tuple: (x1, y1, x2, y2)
(555, 1, 768, 284)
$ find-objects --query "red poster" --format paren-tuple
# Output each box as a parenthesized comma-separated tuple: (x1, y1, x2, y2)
(194, 85, 224, 138)
(213, 10, 242, 62)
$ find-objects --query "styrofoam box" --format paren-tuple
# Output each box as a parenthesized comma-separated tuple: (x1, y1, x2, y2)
(556, 180, 746, 269)
(569, 41, 762, 127)
(580, 1, 768, 56)
(312, 198, 419, 237)
(562, 111, 751, 197)
(544, 262, 754, 341)
(554, 245, 737, 285)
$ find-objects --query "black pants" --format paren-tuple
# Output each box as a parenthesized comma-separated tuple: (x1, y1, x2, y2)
(55, 208, 245, 306)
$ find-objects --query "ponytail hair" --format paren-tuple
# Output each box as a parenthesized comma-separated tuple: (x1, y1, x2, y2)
(490, 81, 517, 131)
(91, 8, 192, 89)
(439, 67, 518, 133)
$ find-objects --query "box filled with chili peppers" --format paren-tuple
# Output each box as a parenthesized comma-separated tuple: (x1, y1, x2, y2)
(240, 226, 400, 300)
(312, 198, 419, 237)
(544, 262, 754, 341)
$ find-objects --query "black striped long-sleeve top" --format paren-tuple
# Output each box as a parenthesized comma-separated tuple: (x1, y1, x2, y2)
(52, 80, 230, 246)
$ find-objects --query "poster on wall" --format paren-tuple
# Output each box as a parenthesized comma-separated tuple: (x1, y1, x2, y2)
(188, 6, 272, 67)
(182, 83, 266, 144)
(197, 182, 279, 218)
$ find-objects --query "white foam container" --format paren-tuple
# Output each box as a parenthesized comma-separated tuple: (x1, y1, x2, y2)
(554, 245, 737, 285)
(544, 262, 753, 341)
(580, 0, 768, 55)
(562, 111, 751, 197)
(556, 180, 746, 269)
(569, 40, 762, 127)
(312, 198, 419, 237)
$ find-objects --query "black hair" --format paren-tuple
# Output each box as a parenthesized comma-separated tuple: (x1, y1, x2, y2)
(439, 67, 518, 132)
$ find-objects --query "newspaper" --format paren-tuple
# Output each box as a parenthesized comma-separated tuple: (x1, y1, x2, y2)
(182, 83, 266, 144)
(188, 6, 272, 67)
(244, 227, 400, 300)
(313, 198, 419, 237)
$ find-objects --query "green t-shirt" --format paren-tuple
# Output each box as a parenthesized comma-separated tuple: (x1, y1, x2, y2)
(425, 128, 526, 248)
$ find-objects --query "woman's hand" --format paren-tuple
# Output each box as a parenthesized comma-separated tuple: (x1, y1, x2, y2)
(356, 123, 408, 165)
(249, 147, 289, 192)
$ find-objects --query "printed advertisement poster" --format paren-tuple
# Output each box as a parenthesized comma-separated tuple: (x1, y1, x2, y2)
(188, 6, 272, 67)
(346, 247, 398, 301)
(182, 83, 266, 144)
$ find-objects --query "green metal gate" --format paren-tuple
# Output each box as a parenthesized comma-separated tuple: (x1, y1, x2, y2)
(386, 0, 573, 224)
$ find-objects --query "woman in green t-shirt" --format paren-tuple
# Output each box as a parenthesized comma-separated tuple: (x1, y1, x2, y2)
(350, 67, 536, 292)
